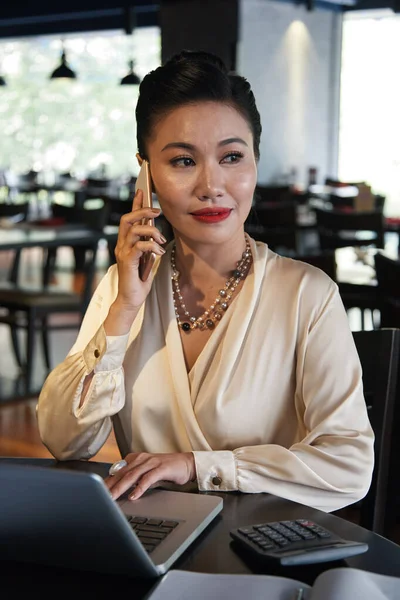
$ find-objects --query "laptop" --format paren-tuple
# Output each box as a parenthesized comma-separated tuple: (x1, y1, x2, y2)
(0, 463, 223, 577)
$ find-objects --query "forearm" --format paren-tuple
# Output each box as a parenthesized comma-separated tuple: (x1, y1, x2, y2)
(192, 428, 374, 513)
(78, 300, 139, 408)
(103, 299, 141, 336)
(37, 327, 128, 460)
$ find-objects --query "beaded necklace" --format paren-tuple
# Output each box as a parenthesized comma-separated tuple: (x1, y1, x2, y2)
(171, 237, 252, 332)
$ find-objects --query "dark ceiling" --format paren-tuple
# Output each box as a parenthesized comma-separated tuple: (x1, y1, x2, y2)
(0, 1, 159, 38)
(0, 0, 398, 39)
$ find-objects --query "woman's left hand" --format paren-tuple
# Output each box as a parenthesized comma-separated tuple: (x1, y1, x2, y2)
(105, 452, 196, 500)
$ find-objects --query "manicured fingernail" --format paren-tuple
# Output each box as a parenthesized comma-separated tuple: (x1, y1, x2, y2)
(151, 208, 161, 213)
(159, 235, 167, 243)
(129, 492, 137, 500)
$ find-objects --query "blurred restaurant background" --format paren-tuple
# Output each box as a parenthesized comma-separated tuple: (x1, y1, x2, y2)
(0, 0, 399, 434)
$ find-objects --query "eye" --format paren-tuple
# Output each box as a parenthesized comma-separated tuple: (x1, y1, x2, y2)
(221, 151, 244, 164)
(170, 156, 195, 168)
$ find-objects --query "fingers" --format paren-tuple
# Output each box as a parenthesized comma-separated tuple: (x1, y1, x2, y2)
(119, 189, 160, 236)
(105, 453, 193, 501)
(115, 240, 165, 267)
(132, 187, 144, 211)
(106, 455, 161, 500)
(119, 207, 161, 239)
(115, 210, 165, 262)
(129, 468, 165, 500)
(125, 224, 166, 246)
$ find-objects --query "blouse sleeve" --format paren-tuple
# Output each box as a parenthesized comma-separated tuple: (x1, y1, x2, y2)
(36, 266, 131, 461)
(192, 285, 375, 513)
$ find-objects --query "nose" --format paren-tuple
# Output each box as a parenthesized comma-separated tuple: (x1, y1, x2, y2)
(195, 161, 224, 201)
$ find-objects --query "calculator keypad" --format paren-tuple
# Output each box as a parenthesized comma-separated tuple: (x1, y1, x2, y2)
(237, 519, 333, 553)
(231, 518, 369, 565)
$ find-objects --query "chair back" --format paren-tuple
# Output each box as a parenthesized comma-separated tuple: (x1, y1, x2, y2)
(245, 200, 298, 253)
(52, 200, 109, 231)
(254, 185, 293, 204)
(325, 177, 366, 187)
(86, 177, 112, 189)
(374, 252, 400, 328)
(314, 206, 385, 250)
(327, 195, 385, 212)
(0, 201, 29, 221)
(352, 328, 400, 536)
(107, 198, 132, 226)
(295, 251, 337, 281)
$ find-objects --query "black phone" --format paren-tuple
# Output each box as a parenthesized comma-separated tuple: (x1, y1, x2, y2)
(135, 160, 156, 281)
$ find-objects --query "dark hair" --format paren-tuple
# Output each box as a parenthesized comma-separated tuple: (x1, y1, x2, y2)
(136, 50, 262, 161)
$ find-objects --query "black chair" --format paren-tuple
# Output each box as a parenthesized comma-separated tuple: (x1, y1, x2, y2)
(346, 328, 400, 538)
(327, 193, 386, 213)
(0, 201, 30, 222)
(51, 199, 109, 271)
(51, 199, 109, 231)
(314, 206, 386, 251)
(245, 200, 298, 254)
(254, 184, 294, 204)
(325, 177, 366, 187)
(338, 282, 380, 331)
(106, 198, 132, 227)
(292, 252, 378, 331)
(0, 216, 99, 393)
(0, 202, 30, 284)
(293, 251, 337, 281)
(374, 252, 400, 328)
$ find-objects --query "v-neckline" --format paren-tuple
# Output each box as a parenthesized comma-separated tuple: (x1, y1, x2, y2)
(156, 236, 258, 380)
(166, 241, 252, 379)
(154, 236, 267, 441)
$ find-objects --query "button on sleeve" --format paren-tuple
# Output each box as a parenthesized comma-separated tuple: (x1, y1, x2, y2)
(193, 451, 237, 491)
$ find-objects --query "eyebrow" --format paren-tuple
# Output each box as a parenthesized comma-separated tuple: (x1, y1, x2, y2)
(161, 137, 248, 152)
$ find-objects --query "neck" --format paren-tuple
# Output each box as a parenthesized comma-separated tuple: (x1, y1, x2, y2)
(172, 230, 248, 289)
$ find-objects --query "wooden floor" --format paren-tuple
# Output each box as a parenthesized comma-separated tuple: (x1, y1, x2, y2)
(0, 395, 120, 462)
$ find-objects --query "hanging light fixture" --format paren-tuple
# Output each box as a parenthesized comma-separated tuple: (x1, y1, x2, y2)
(49, 44, 76, 80)
(0, 58, 6, 86)
(120, 60, 140, 85)
(119, 7, 140, 86)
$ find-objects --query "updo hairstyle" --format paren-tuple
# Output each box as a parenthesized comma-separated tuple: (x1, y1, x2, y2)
(135, 49, 261, 161)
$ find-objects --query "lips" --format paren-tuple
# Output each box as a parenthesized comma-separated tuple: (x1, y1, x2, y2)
(190, 208, 232, 224)
(190, 208, 232, 216)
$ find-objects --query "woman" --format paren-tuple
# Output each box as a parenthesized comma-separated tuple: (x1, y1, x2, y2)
(37, 50, 374, 512)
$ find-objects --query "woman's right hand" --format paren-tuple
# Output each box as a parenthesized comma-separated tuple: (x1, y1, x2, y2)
(112, 189, 166, 313)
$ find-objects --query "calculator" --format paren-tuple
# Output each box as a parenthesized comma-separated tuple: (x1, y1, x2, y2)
(230, 519, 369, 566)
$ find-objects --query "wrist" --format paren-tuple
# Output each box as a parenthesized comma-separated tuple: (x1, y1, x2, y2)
(186, 452, 197, 482)
(104, 300, 140, 336)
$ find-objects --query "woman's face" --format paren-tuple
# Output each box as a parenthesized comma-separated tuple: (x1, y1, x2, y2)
(145, 101, 257, 246)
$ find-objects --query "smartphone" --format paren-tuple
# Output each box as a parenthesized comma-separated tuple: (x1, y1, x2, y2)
(135, 160, 156, 281)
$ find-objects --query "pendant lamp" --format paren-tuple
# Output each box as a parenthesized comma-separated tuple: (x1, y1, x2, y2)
(120, 60, 140, 85)
(50, 46, 76, 80)
(119, 7, 140, 86)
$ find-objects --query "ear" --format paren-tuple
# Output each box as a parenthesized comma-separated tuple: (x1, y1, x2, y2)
(136, 153, 143, 167)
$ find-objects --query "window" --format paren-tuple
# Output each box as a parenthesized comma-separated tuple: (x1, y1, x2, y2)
(0, 28, 160, 178)
(339, 11, 400, 217)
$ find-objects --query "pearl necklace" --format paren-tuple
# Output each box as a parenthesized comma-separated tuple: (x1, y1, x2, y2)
(171, 237, 252, 332)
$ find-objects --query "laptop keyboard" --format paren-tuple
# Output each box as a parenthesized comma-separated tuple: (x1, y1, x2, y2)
(125, 516, 179, 554)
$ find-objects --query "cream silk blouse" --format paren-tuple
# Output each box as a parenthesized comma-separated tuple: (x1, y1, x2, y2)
(37, 237, 374, 512)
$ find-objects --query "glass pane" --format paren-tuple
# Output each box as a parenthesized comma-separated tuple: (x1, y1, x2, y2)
(339, 12, 400, 217)
(0, 28, 161, 178)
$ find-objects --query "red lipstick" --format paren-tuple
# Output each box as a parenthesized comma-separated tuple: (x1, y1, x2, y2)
(190, 207, 232, 223)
